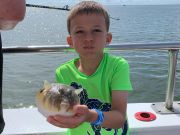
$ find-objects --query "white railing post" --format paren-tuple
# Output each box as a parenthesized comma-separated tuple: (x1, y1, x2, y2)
(152, 49, 180, 114)
(165, 50, 179, 110)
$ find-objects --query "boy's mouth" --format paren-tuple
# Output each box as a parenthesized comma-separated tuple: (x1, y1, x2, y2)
(83, 46, 94, 49)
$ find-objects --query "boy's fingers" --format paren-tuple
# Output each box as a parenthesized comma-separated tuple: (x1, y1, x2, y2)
(73, 105, 88, 115)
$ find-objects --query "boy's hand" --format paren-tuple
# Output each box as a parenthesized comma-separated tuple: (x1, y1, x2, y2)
(47, 105, 91, 128)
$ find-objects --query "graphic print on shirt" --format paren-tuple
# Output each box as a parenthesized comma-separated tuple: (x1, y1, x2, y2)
(70, 82, 128, 135)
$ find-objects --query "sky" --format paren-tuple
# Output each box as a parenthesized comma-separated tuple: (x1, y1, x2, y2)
(108, 0, 180, 5)
(26, 0, 180, 5)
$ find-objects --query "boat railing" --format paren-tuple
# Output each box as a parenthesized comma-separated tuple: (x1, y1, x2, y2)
(2, 42, 180, 114)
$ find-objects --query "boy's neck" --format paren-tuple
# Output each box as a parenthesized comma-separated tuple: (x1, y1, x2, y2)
(76, 54, 104, 76)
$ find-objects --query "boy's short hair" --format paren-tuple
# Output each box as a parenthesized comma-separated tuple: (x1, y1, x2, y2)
(67, 1, 110, 34)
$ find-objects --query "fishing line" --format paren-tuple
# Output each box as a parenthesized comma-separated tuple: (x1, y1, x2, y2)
(26, 4, 120, 21)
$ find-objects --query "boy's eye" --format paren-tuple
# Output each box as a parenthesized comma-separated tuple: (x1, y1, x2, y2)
(75, 30, 83, 34)
(93, 29, 102, 32)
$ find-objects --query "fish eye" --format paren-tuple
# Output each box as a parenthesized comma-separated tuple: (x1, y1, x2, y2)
(40, 88, 44, 93)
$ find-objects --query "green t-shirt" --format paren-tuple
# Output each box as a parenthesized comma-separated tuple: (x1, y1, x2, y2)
(56, 53, 132, 135)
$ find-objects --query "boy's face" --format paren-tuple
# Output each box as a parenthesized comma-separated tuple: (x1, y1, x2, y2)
(67, 13, 112, 58)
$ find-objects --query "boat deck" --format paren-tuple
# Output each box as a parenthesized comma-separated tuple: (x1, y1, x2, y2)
(2, 102, 180, 135)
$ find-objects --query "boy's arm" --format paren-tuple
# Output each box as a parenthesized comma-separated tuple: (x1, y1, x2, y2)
(0, 0, 26, 30)
(86, 90, 128, 128)
(101, 90, 128, 128)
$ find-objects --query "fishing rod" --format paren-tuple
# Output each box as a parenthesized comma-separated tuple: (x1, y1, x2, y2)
(26, 4, 120, 20)
(26, 4, 70, 11)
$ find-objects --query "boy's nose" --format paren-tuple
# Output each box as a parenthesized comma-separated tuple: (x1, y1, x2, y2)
(84, 32, 93, 41)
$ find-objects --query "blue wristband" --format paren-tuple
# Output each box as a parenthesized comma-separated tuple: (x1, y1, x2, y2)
(91, 109, 104, 125)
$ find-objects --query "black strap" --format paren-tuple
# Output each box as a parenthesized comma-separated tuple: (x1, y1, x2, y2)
(121, 120, 128, 135)
(0, 33, 5, 133)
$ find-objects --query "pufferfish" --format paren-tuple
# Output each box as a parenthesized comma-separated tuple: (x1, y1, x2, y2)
(36, 80, 82, 117)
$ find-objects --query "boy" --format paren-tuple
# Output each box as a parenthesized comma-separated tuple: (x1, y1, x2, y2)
(47, 1, 132, 135)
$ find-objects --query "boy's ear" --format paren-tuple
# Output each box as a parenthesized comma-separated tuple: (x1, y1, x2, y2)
(67, 36, 73, 48)
(106, 33, 112, 44)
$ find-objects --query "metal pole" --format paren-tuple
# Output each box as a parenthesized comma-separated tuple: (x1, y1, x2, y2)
(165, 49, 179, 110)
(2, 42, 180, 53)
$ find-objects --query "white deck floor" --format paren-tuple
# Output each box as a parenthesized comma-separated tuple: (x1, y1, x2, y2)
(2, 102, 180, 135)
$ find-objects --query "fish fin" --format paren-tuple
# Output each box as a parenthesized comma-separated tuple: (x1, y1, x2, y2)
(43, 80, 51, 90)
(74, 88, 83, 95)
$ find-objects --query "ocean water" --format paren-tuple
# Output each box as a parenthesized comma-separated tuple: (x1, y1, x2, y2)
(1, 4, 180, 108)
